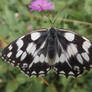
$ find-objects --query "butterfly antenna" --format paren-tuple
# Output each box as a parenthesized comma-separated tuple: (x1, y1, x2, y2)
(45, 14, 53, 25)
(38, 5, 53, 26)
(52, 6, 68, 25)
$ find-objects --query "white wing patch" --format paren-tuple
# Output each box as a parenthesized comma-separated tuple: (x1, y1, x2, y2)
(16, 50, 23, 58)
(32, 55, 39, 64)
(81, 52, 89, 62)
(76, 54, 83, 64)
(31, 71, 37, 74)
(7, 52, 12, 58)
(22, 63, 28, 69)
(16, 39, 24, 51)
(31, 32, 41, 41)
(21, 51, 27, 61)
(40, 54, 45, 63)
(26, 42, 36, 55)
(31, 54, 48, 64)
(55, 54, 66, 63)
(67, 43, 78, 57)
(64, 32, 75, 41)
(68, 71, 74, 75)
(59, 54, 66, 63)
(82, 41, 91, 53)
(8, 45, 13, 50)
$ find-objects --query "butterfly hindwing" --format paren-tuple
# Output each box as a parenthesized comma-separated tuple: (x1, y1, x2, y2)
(1, 29, 50, 77)
(54, 29, 92, 77)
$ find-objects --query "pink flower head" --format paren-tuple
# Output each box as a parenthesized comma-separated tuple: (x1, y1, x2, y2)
(27, 25, 33, 30)
(29, 0, 54, 12)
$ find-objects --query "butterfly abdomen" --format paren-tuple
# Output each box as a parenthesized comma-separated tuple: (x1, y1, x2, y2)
(47, 28, 57, 61)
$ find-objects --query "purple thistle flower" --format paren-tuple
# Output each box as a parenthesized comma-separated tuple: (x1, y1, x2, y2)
(29, 0, 54, 12)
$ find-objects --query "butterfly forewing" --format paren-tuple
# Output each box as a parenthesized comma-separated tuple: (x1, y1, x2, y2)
(54, 29, 92, 77)
(1, 29, 50, 77)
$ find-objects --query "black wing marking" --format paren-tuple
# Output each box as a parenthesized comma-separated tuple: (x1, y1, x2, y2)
(54, 29, 92, 77)
(1, 30, 50, 77)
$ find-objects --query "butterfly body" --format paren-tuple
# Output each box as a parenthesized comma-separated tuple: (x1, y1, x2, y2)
(47, 28, 57, 62)
(1, 27, 92, 77)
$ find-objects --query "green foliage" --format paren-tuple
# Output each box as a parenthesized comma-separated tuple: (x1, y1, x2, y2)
(0, 0, 92, 92)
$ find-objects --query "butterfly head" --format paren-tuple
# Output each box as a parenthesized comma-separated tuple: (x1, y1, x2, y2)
(48, 27, 57, 38)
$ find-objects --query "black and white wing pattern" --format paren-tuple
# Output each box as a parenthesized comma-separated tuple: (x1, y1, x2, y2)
(54, 29, 92, 77)
(1, 29, 50, 77)
(1, 27, 92, 78)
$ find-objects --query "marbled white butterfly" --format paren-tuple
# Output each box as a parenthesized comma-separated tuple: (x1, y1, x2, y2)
(1, 27, 92, 78)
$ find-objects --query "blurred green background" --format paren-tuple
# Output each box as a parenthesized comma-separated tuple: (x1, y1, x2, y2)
(0, 0, 92, 92)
